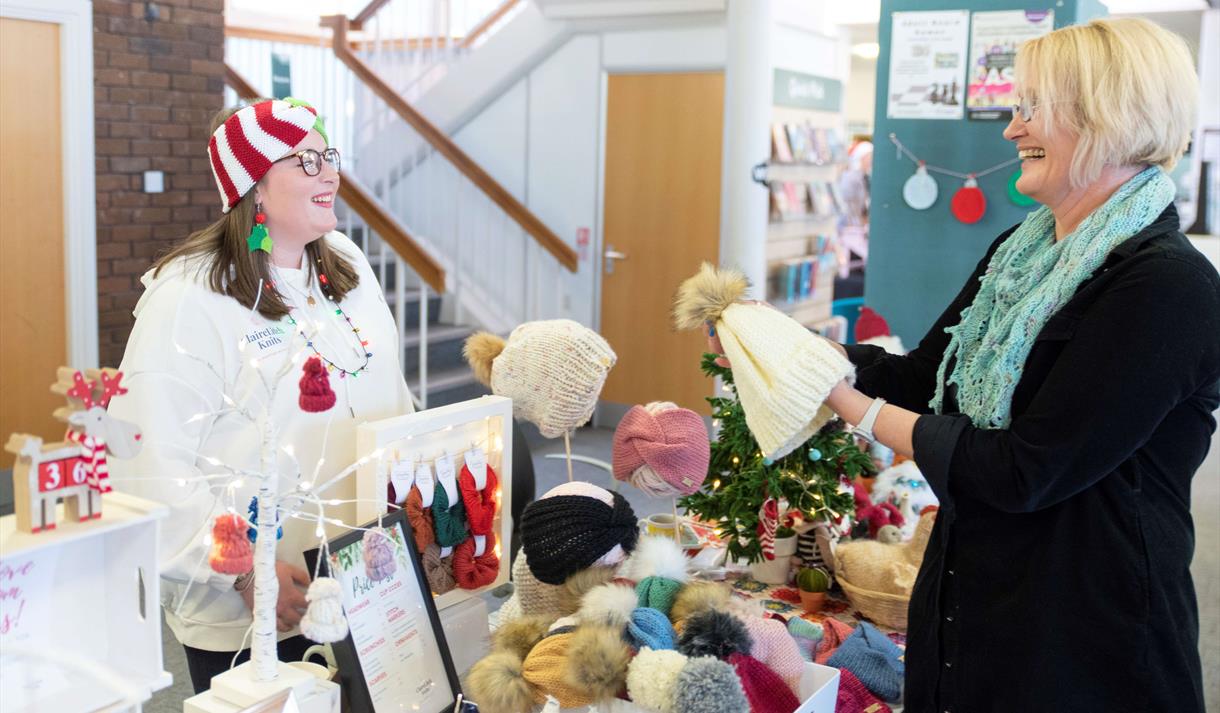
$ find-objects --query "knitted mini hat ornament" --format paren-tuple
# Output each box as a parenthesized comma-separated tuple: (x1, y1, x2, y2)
(299, 577, 348, 643)
(362, 528, 397, 582)
(431, 483, 469, 548)
(836, 668, 893, 713)
(612, 402, 710, 497)
(826, 621, 905, 702)
(626, 647, 688, 713)
(512, 551, 566, 618)
(673, 263, 855, 460)
(208, 98, 326, 213)
(458, 462, 498, 536)
(736, 614, 805, 694)
(298, 356, 336, 412)
(464, 321, 617, 439)
(453, 533, 499, 590)
(628, 607, 677, 651)
(520, 482, 638, 585)
(854, 307, 890, 343)
(404, 485, 436, 553)
(422, 543, 457, 594)
(209, 513, 253, 574)
(672, 656, 749, 713)
(727, 651, 801, 713)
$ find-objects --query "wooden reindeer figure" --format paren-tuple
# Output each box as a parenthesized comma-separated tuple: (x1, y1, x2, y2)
(5, 368, 143, 533)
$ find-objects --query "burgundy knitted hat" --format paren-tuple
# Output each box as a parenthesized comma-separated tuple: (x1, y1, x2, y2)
(727, 652, 801, 713)
(612, 402, 710, 497)
(208, 98, 323, 212)
(836, 668, 892, 712)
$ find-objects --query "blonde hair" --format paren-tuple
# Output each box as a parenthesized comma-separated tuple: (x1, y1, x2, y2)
(1015, 17, 1197, 188)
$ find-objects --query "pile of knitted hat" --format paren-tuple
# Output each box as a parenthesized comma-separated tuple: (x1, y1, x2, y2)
(409, 456, 502, 595)
(467, 531, 810, 713)
(810, 618, 904, 711)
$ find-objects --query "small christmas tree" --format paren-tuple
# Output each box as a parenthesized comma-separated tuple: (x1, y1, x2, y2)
(680, 354, 870, 563)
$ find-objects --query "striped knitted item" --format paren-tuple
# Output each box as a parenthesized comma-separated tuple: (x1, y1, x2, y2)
(66, 429, 110, 493)
(757, 498, 778, 561)
(208, 99, 321, 213)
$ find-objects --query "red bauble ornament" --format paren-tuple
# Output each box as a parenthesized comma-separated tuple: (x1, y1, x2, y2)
(950, 176, 986, 224)
(255, 212, 266, 224)
(299, 356, 337, 413)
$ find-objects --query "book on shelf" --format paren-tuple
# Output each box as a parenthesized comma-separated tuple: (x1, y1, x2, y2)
(785, 124, 810, 163)
(771, 124, 793, 162)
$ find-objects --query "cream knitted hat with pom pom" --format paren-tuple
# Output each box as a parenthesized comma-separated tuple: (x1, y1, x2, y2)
(465, 320, 616, 439)
(673, 263, 854, 460)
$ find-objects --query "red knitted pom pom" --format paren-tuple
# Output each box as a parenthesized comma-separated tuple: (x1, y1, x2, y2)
(210, 513, 253, 574)
(299, 356, 337, 413)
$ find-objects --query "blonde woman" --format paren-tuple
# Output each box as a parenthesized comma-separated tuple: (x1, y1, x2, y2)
(109, 99, 415, 691)
(706, 18, 1217, 710)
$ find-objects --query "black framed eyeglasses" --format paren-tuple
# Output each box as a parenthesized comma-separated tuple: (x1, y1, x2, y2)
(276, 147, 341, 176)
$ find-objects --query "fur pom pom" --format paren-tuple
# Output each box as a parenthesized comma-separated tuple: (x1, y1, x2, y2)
(559, 566, 616, 614)
(672, 263, 749, 331)
(578, 583, 638, 627)
(673, 656, 749, 713)
(618, 535, 690, 583)
(564, 624, 632, 704)
(465, 650, 538, 713)
(626, 647, 689, 713)
(669, 581, 730, 624)
(677, 610, 753, 660)
(493, 615, 554, 661)
(464, 332, 506, 386)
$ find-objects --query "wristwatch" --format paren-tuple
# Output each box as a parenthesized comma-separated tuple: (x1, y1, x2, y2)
(234, 569, 255, 593)
(850, 397, 887, 443)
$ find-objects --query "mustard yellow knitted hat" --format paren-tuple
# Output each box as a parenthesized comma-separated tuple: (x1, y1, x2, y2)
(521, 632, 592, 708)
(465, 320, 617, 439)
(673, 263, 854, 460)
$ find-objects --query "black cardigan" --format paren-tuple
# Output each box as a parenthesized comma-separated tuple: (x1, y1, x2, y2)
(844, 205, 1219, 712)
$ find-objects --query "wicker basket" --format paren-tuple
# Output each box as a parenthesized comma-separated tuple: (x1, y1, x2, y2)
(835, 575, 910, 630)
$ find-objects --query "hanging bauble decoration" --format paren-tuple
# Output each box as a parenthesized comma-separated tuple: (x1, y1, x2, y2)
(363, 527, 397, 582)
(209, 513, 253, 574)
(300, 577, 349, 643)
(902, 164, 938, 210)
(951, 176, 987, 224)
(1007, 169, 1037, 207)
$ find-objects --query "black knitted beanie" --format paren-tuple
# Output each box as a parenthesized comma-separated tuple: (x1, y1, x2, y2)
(520, 486, 639, 585)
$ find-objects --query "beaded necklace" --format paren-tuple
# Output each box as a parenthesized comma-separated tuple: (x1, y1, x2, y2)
(279, 262, 374, 379)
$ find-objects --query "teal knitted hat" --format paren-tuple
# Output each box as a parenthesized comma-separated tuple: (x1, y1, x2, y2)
(628, 607, 676, 651)
(636, 576, 682, 616)
(826, 621, 904, 703)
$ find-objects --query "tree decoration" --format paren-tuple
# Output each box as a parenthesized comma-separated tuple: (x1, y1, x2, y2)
(679, 355, 867, 564)
(951, 176, 987, 224)
(298, 356, 336, 413)
(210, 513, 254, 574)
(299, 577, 348, 643)
(362, 527, 397, 582)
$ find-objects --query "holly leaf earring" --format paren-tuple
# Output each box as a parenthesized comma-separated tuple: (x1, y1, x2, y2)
(247, 205, 273, 253)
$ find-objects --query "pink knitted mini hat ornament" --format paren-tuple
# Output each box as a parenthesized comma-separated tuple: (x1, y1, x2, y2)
(612, 402, 710, 497)
(208, 98, 325, 213)
(362, 528, 397, 582)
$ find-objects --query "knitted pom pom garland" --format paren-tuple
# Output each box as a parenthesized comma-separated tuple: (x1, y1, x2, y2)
(299, 577, 348, 643)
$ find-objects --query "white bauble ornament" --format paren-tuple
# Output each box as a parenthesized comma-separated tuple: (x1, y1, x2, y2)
(902, 165, 938, 210)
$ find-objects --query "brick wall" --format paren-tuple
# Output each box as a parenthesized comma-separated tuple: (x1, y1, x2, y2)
(93, 0, 225, 367)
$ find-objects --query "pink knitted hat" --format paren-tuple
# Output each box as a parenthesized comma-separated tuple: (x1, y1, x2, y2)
(612, 402, 710, 497)
(737, 615, 805, 694)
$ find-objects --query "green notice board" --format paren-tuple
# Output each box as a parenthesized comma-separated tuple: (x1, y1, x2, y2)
(865, 0, 1106, 346)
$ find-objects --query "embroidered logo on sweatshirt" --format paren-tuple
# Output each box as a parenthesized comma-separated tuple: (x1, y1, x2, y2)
(243, 325, 289, 356)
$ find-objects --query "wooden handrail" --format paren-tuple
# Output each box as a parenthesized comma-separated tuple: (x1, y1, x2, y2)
(225, 25, 462, 51)
(462, 0, 521, 49)
(321, 14, 579, 273)
(223, 64, 447, 294)
(351, 0, 391, 30)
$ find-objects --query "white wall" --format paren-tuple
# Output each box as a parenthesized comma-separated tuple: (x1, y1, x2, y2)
(845, 57, 877, 135)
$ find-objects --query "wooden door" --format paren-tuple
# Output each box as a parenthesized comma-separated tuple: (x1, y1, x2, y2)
(0, 17, 67, 443)
(600, 72, 724, 413)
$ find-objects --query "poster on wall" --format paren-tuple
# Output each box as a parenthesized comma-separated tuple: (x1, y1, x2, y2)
(966, 10, 1055, 120)
(306, 510, 462, 713)
(886, 10, 970, 120)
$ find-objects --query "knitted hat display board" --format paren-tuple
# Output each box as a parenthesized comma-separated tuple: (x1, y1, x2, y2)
(673, 264, 855, 460)
(628, 607, 677, 651)
(512, 551, 566, 619)
(520, 482, 638, 585)
(453, 533, 499, 590)
(521, 632, 592, 709)
(404, 485, 435, 553)
(836, 668, 893, 713)
(826, 621, 905, 702)
(464, 321, 616, 439)
(612, 402, 710, 497)
(458, 463, 498, 536)
(208, 98, 323, 213)
(422, 543, 457, 594)
(727, 651, 801, 713)
(431, 484, 469, 548)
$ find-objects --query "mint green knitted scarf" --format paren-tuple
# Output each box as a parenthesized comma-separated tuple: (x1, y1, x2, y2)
(930, 166, 1174, 429)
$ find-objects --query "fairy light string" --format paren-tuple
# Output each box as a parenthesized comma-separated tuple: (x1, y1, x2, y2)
(889, 132, 1020, 180)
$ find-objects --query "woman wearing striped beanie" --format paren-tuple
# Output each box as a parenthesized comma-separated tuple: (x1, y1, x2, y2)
(108, 98, 416, 692)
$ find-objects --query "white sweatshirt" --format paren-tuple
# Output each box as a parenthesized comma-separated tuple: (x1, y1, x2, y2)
(109, 231, 414, 652)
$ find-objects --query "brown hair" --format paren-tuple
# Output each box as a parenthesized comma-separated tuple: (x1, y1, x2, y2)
(152, 101, 359, 320)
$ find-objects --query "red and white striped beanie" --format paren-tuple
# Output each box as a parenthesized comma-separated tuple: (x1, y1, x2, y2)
(208, 99, 320, 213)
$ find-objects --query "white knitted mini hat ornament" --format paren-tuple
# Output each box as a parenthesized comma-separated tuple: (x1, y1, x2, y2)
(464, 320, 617, 439)
(673, 263, 855, 460)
